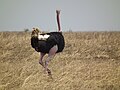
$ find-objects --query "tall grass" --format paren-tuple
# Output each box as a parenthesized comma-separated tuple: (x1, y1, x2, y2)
(0, 31, 120, 90)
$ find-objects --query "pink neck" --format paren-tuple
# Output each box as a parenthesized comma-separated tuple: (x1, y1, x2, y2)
(56, 11, 61, 31)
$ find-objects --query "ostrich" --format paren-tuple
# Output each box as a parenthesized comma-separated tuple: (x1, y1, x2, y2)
(31, 10, 65, 76)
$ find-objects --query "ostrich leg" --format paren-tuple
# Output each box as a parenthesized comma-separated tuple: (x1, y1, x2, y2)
(39, 53, 51, 74)
(45, 45, 58, 75)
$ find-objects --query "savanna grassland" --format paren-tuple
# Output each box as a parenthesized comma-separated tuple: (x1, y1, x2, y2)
(0, 31, 120, 90)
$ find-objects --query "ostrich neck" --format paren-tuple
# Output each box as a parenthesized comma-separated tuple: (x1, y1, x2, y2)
(57, 13, 61, 31)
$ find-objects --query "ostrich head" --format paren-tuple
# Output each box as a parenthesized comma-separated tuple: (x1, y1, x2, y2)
(31, 28, 41, 38)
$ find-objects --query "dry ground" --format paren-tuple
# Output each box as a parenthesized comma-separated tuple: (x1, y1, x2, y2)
(0, 31, 120, 90)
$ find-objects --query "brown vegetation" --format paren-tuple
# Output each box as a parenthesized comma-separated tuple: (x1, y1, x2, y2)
(0, 31, 120, 90)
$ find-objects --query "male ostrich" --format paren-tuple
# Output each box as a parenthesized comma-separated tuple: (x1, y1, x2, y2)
(31, 10, 65, 76)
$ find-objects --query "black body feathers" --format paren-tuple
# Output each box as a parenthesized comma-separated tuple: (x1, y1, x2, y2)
(31, 32, 65, 53)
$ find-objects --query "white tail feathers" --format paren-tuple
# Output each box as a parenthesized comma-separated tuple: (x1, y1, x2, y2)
(38, 34, 50, 40)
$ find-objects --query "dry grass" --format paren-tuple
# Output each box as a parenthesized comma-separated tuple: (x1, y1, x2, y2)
(0, 31, 120, 90)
